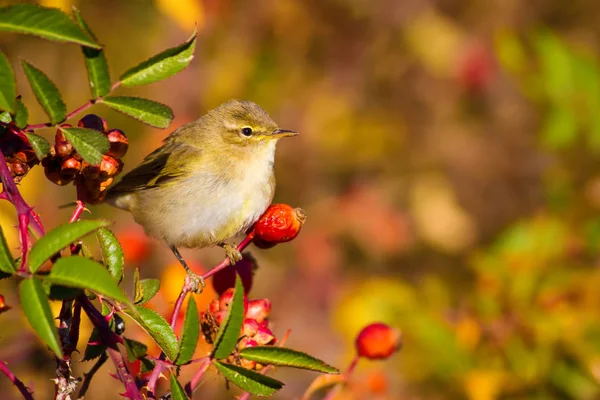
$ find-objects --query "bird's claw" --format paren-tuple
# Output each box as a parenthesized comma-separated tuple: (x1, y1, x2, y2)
(223, 244, 242, 264)
(185, 272, 205, 294)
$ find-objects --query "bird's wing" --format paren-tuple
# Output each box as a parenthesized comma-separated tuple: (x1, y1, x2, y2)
(107, 141, 200, 195)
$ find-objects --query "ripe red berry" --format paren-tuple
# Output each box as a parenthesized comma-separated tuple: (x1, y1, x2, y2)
(253, 204, 307, 246)
(211, 253, 255, 295)
(355, 323, 402, 360)
(106, 129, 129, 159)
(245, 299, 271, 323)
(78, 114, 108, 132)
(254, 326, 276, 345)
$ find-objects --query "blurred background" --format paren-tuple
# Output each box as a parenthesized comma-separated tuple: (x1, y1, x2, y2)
(2, 0, 600, 398)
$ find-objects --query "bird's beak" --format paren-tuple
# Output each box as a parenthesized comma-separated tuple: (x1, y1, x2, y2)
(270, 128, 298, 138)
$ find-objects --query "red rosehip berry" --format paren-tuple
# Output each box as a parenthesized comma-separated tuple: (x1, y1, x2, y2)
(78, 114, 108, 132)
(211, 253, 255, 295)
(254, 326, 276, 345)
(245, 299, 271, 323)
(242, 318, 259, 338)
(355, 323, 402, 360)
(252, 204, 307, 246)
(106, 129, 129, 159)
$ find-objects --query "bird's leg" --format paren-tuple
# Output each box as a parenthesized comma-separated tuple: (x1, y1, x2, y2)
(219, 243, 242, 264)
(170, 246, 205, 293)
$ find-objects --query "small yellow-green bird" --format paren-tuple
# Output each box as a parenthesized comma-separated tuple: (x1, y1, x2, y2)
(105, 100, 297, 292)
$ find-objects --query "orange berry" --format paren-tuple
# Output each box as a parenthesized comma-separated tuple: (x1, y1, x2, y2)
(61, 157, 82, 176)
(355, 323, 402, 360)
(106, 129, 129, 159)
(253, 204, 306, 246)
(78, 114, 108, 132)
(100, 155, 122, 178)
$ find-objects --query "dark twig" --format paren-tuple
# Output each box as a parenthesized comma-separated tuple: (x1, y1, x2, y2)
(0, 360, 34, 400)
(77, 353, 108, 399)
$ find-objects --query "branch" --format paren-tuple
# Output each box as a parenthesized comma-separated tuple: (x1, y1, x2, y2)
(322, 356, 359, 400)
(184, 358, 211, 397)
(77, 353, 108, 399)
(201, 233, 254, 280)
(0, 360, 34, 400)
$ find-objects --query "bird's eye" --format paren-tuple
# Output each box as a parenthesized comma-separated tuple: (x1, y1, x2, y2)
(241, 127, 253, 137)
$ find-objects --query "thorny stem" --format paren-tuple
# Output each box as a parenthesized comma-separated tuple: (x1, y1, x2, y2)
(237, 329, 292, 400)
(0, 360, 34, 400)
(25, 81, 122, 131)
(184, 358, 212, 397)
(77, 353, 108, 399)
(321, 355, 359, 400)
(201, 233, 254, 280)
(69, 200, 86, 223)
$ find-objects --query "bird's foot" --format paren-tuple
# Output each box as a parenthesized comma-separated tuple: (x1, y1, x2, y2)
(184, 271, 205, 294)
(221, 243, 242, 264)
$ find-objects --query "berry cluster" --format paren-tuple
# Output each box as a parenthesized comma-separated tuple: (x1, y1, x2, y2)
(202, 290, 276, 370)
(1, 124, 38, 183)
(42, 114, 128, 204)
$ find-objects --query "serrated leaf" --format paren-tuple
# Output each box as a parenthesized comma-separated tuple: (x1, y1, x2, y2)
(96, 228, 124, 282)
(100, 96, 173, 128)
(120, 31, 196, 87)
(124, 338, 148, 362)
(214, 361, 283, 396)
(26, 132, 50, 160)
(59, 127, 109, 165)
(0, 4, 99, 48)
(176, 297, 199, 365)
(170, 374, 189, 400)
(125, 306, 179, 361)
(46, 256, 128, 303)
(83, 327, 105, 361)
(44, 282, 82, 300)
(135, 279, 160, 305)
(21, 60, 66, 124)
(19, 278, 63, 357)
(0, 111, 11, 123)
(0, 226, 16, 274)
(212, 274, 245, 359)
(28, 220, 110, 272)
(240, 347, 339, 374)
(72, 7, 110, 98)
(14, 97, 28, 128)
(140, 357, 155, 373)
(0, 50, 15, 113)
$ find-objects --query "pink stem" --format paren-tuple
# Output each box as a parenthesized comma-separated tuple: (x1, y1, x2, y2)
(0, 360, 34, 400)
(68, 200, 86, 223)
(185, 358, 212, 397)
(238, 329, 292, 400)
(201, 233, 254, 280)
(321, 355, 359, 400)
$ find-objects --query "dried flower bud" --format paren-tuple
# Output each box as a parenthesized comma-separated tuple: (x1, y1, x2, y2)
(212, 252, 255, 296)
(61, 157, 82, 177)
(209, 299, 220, 314)
(99, 155, 122, 178)
(77, 181, 105, 204)
(81, 163, 100, 179)
(99, 177, 114, 190)
(242, 318, 259, 338)
(238, 337, 259, 350)
(254, 326, 276, 345)
(240, 359, 257, 370)
(106, 129, 129, 159)
(78, 114, 108, 132)
(355, 323, 402, 360)
(253, 204, 306, 246)
(245, 299, 271, 323)
(11, 160, 28, 176)
(213, 310, 227, 326)
(55, 142, 73, 158)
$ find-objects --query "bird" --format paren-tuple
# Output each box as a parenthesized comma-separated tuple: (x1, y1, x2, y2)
(104, 100, 297, 292)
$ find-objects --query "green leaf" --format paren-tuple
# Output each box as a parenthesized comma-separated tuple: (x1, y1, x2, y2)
(213, 361, 283, 396)
(26, 132, 50, 160)
(140, 357, 155, 373)
(28, 220, 110, 272)
(46, 256, 128, 303)
(72, 7, 111, 98)
(0, 4, 99, 48)
(59, 127, 109, 165)
(176, 297, 199, 365)
(14, 97, 28, 128)
(124, 338, 148, 362)
(0, 226, 16, 274)
(125, 306, 179, 361)
(96, 228, 124, 282)
(0, 111, 11, 123)
(136, 279, 160, 305)
(19, 278, 63, 358)
(240, 347, 339, 374)
(212, 274, 245, 359)
(0, 50, 15, 113)
(45, 283, 83, 300)
(100, 96, 173, 128)
(120, 31, 196, 87)
(21, 60, 66, 125)
(133, 267, 142, 303)
(83, 327, 105, 361)
(170, 374, 189, 400)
